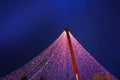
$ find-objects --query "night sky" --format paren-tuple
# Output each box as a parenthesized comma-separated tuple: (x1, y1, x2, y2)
(0, 0, 120, 79)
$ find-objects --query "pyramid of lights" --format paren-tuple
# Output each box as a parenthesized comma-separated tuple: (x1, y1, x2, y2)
(1, 29, 118, 80)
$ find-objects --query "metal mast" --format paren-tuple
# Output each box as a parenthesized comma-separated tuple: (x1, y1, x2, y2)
(65, 28, 80, 80)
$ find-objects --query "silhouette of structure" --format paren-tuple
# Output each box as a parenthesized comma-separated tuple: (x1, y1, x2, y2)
(0, 29, 118, 80)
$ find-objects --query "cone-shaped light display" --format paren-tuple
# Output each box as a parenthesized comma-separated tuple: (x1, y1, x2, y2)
(1, 29, 118, 80)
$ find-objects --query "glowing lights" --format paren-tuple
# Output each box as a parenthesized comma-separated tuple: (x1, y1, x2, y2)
(1, 31, 118, 80)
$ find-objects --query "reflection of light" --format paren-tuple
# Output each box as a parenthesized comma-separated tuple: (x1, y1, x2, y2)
(76, 74, 78, 80)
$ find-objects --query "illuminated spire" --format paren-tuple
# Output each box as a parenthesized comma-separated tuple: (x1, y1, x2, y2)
(1, 29, 118, 80)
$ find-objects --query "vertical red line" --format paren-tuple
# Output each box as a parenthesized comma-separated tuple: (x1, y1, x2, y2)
(65, 29, 80, 80)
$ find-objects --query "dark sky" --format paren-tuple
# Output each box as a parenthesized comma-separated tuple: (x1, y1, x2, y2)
(0, 0, 120, 79)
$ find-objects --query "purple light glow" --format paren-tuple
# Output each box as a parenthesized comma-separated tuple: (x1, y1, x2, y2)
(0, 31, 118, 80)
